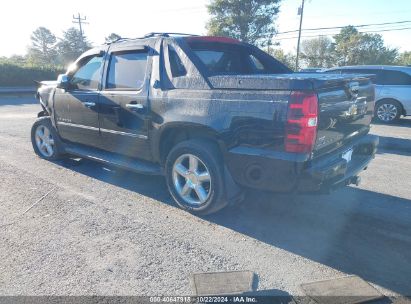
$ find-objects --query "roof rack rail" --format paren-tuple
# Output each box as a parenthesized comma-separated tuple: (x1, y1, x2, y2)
(142, 32, 199, 38)
(110, 37, 131, 43)
(104, 33, 199, 45)
(103, 37, 133, 45)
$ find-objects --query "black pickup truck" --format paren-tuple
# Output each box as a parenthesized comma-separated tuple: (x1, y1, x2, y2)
(32, 33, 378, 215)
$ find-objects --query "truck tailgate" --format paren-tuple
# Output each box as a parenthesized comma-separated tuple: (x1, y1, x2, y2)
(314, 76, 375, 158)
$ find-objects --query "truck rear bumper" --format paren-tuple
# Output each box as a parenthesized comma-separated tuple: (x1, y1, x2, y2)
(298, 134, 379, 193)
(225, 134, 379, 193)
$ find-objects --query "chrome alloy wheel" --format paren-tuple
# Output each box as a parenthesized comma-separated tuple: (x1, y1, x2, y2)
(377, 103, 398, 122)
(34, 124, 55, 157)
(172, 153, 212, 206)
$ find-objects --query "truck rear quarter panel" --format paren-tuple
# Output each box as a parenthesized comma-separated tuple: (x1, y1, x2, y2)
(149, 88, 290, 160)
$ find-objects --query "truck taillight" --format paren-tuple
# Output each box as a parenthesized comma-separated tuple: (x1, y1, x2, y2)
(285, 92, 318, 153)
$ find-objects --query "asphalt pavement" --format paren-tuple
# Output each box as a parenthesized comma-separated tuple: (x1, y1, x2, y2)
(0, 95, 410, 297)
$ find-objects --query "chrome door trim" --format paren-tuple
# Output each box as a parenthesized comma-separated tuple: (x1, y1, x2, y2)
(57, 121, 148, 139)
(57, 121, 99, 131)
(100, 128, 148, 139)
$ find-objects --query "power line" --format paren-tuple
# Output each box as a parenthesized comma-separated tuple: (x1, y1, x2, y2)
(277, 20, 411, 35)
(307, 9, 411, 19)
(363, 27, 411, 33)
(274, 26, 411, 41)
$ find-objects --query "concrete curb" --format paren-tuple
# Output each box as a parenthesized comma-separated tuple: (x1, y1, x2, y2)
(0, 87, 36, 94)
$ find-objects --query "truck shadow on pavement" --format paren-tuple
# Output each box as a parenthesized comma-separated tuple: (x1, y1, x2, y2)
(377, 136, 411, 157)
(61, 157, 411, 296)
(372, 118, 411, 128)
(210, 189, 411, 297)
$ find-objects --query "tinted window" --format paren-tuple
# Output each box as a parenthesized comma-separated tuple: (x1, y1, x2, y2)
(195, 49, 248, 74)
(327, 68, 411, 85)
(348, 69, 383, 84)
(169, 46, 187, 77)
(194, 50, 226, 71)
(249, 55, 266, 71)
(328, 69, 383, 84)
(70, 56, 103, 90)
(186, 40, 290, 75)
(107, 51, 148, 89)
(381, 70, 411, 85)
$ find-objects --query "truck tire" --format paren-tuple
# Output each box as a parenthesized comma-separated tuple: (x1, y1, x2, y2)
(165, 139, 229, 215)
(31, 117, 64, 160)
(374, 99, 402, 123)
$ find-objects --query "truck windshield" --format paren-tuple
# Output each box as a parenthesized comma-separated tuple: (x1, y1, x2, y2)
(185, 39, 291, 76)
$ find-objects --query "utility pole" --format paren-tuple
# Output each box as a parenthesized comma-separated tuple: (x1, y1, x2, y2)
(295, 0, 305, 71)
(72, 13, 89, 40)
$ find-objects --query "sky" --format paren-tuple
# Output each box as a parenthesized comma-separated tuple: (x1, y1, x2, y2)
(1, 0, 411, 57)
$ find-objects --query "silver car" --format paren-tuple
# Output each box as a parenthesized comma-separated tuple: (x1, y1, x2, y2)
(325, 65, 411, 123)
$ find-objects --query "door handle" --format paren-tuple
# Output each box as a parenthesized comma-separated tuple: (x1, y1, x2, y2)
(83, 101, 96, 107)
(126, 103, 144, 110)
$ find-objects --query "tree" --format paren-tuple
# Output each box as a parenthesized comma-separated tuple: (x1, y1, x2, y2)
(206, 0, 281, 47)
(269, 49, 296, 71)
(333, 26, 398, 66)
(105, 33, 121, 43)
(28, 27, 57, 65)
(1, 55, 28, 66)
(300, 36, 335, 68)
(57, 27, 92, 65)
(397, 51, 411, 66)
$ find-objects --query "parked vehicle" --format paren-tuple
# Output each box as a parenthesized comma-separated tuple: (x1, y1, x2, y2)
(299, 68, 325, 73)
(325, 65, 411, 123)
(32, 33, 378, 215)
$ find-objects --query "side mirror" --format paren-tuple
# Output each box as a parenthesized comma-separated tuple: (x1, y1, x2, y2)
(57, 74, 70, 89)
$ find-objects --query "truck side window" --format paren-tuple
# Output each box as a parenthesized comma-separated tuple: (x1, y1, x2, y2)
(168, 46, 187, 77)
(70, 56, 104, 90)
(107, 51, 148, 89)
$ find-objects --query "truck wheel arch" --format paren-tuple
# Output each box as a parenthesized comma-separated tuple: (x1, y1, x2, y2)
(157, 124, 226, 165)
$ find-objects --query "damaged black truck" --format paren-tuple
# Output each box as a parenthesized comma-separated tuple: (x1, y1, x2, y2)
(32, 33, 378, 215)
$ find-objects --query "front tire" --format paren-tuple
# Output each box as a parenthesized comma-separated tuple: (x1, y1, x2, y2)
(31, 117, 64, 160)
(375, 99, 402, 123)
(165, 139, 228, 215)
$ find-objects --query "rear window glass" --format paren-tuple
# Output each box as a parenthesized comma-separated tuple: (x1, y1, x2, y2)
(195, 50, 225, 68)
(250, 55, 265, 71)
(193, 49, 247, 74)
(186, 40, 290, 75)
